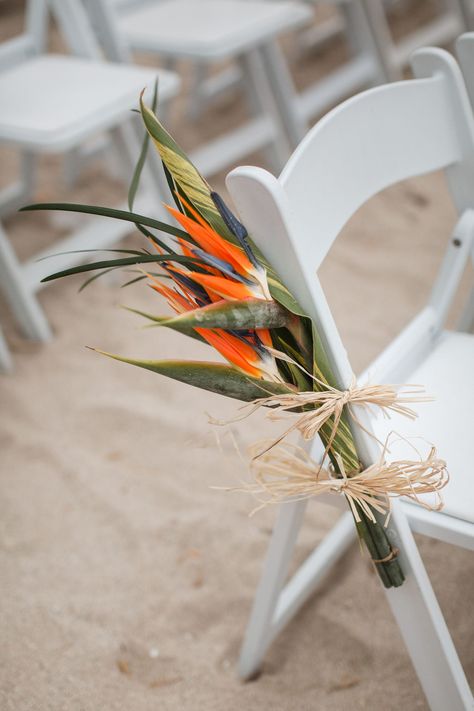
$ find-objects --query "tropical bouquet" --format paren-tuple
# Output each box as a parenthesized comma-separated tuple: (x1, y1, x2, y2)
(23, 93, 448, 589)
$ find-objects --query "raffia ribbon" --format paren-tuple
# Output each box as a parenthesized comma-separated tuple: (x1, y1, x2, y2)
(213, 375, 449, 520)
(243, 439, 449, 524)
(244, 379, 432, 457)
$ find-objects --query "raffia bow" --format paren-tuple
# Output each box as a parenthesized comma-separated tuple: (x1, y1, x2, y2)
(243, 439, 449, 524)
(214, 375, 449, 521)
(244, 379, 432, 458)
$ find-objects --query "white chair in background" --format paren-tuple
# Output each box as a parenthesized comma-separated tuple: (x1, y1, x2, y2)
(363, 0, 472, 80)
(181, 0, 388, 133)
(83, 0, 313, 172)
(0, 0, 179, 345)
(456, 31, 474, 334)
(226, 47, 474, 710)
(262, 0, 386, 140)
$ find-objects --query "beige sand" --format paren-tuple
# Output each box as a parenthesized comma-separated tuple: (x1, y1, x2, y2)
(1, 2, 473, 709)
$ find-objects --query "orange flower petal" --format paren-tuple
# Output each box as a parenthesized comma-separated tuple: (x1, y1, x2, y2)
(187, 272, 254, 300)
(257, 329, 273, 348)
(196, 329, 262, 377)
(174, 192, 209, 229)
(149, 280, 194, 313)
(166, 204, 253, 274)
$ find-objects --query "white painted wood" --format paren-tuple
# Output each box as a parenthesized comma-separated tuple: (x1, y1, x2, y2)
(270, 511, 355, 645)
(371, 330, 474, 523)
(238, 499, 308, 680)
(384, 501, 473, 711)
(0, 151, 36, 218)
(458, 285, 474, 332)
(456, 33, 474, 335)
(0, 55, 177, 152)
(226, 48, 474, 708)
(0, 0, 180, 346)
(116, 0, 311, 60)
(457, 32, 474, 107)
(404, 504, 474, 550)
(185, 0, 385, 128)
(362, 0, 472, 80)
(0, 222, 52, 341)
(0, 326, 12, 375)
(86, 0, 311, 172)
(25, 0, 49, 54)
(263, 0, 387, 131)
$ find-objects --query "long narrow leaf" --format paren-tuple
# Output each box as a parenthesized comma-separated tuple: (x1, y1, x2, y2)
(128, 81, 158, 211)
(79, 267, 120, 292)
(159, 298, 291, 331)
(123, 306, 207, 343)
(41, 254, 201, 283)
(36, 247, 147, 262)
(91, 350, 291, 402)
(20, 202, 191, 242)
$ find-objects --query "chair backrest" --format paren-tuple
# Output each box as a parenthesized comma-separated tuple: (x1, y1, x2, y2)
(226, 47, 474, 463)
(0, 0, 114, 70)
(82, 0, 134, 62)
(0, 0, 49, 70)
(280, 49, 474, 271)
(48, 0, 133, 62)
(46, 0, 105, 60)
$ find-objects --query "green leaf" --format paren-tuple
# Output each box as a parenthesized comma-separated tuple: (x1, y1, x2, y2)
(91, 350, 291, 402)
(139, 96, 234, 240)
(128, 80, 158, 211)
(122, 306, 207, 343)
(120, 275, 148, 288)
(41, 253, 200, 283)
(20, 202, 191, 243)
(159, 298, 291, 332)
(79, 267, 120, 292)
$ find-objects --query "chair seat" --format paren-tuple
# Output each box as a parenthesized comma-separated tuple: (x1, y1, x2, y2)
(119, 0, 312, 60)
(0, 55, 179, 152)
(371, 331, 474, 524)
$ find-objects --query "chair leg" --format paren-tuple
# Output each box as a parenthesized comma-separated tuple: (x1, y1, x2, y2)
(239, 499, 307, 680)
(0, 224, 52, 342)
(239, 504, 356, 680)
(451, 0, 474, 30)
(458, 285, 474, 332)
(188, 61, 209, 122)
(383, 502, 473, 711)
(240, 497, 472, 708)
(0, 326, 13, 374)
(238, 48, 293, 173)
(361, 0, 401, 81)
(0, 152, 37, 219)
(342, 0, 390, 85)
(258, 41, 308, 150)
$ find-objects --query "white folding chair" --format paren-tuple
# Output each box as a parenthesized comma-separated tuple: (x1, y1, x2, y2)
(182, 1, 388, 135)
(84, 0, 313, 173)
(363, 0, 472, 80)
(280, 0, 388, 129)
(226, 47, 474, 710)
(0, 0, 179, 344)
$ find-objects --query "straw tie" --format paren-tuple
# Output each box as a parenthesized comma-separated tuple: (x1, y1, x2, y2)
(212, 376, 449, 523)
(240, 440, 449, 524)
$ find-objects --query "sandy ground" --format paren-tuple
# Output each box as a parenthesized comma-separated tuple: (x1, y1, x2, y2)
(1, 1, 473, 709)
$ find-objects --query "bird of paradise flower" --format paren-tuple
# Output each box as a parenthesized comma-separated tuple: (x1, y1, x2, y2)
(20, 93, 406, 588)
